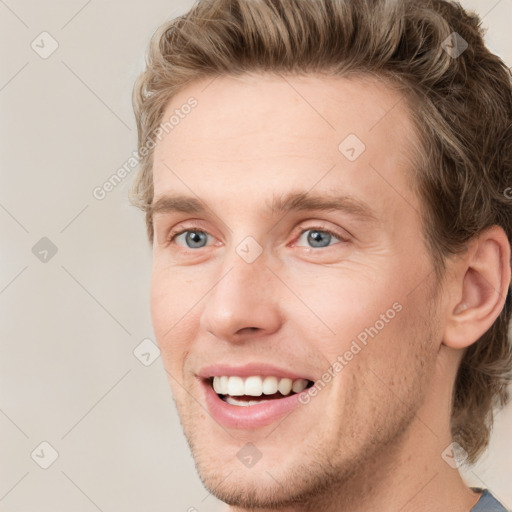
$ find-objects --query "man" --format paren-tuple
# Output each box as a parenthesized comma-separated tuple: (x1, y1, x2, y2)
(130, 0, 512, 510)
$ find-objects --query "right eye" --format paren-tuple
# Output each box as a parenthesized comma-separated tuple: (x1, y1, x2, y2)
(169, 229, 213, 249)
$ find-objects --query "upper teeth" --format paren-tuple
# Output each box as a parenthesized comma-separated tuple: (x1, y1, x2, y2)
(212, 375, 309, 396)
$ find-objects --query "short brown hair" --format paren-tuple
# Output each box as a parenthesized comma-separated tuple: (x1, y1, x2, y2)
(131, 0, 512, 463)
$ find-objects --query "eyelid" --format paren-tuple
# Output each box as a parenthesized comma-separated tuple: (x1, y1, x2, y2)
(166, 219, 213, 242)
(290, 223, 349, 246)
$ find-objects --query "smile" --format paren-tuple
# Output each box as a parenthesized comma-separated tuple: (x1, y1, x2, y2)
(211, 375, 312, 406)
(198, 365, 315, 429)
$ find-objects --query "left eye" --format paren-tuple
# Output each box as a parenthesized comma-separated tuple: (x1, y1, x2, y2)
(295, 228, 343, 248)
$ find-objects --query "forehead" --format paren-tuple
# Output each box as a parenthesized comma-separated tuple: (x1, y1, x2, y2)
(151, 73, 420, 219)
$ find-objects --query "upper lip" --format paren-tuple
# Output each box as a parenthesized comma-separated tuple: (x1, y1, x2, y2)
(197, 362, 315, 382)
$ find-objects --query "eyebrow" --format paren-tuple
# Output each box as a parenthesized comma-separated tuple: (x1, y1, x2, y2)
(150, 191, 378, 222)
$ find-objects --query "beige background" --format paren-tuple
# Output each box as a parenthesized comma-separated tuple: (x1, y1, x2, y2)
(1, 1, 511, 510)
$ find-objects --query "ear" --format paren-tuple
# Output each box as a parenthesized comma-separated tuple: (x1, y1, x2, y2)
(443, 226, 511, 349)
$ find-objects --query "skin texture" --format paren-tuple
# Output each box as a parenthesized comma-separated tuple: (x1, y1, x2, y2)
(149, 73, 509, 511)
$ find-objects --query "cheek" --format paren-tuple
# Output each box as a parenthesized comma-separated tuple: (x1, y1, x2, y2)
(149, 266, 199, 370)
(303, 275, 431, 386)
(150, 261, 200, 330)
(290, 269, 402, 354)
(149, 270, 172, 339)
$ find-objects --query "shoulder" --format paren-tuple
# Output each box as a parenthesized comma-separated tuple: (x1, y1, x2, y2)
(470, 488, 510, 512)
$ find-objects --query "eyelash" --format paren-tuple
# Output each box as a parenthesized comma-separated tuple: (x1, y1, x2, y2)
(166, 225, 347, 250)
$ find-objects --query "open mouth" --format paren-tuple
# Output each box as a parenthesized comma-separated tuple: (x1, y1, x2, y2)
(208, 375, 314, 407)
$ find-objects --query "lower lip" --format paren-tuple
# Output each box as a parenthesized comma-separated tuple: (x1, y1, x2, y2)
(201, 379, 308, 429)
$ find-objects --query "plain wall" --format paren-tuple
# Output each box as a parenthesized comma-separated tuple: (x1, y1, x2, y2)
(1, 1, 511, 510)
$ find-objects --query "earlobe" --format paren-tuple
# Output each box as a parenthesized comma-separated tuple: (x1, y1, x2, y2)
(443, 226, 511, 350)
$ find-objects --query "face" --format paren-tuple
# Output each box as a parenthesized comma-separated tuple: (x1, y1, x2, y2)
(150, 73, 442, 508)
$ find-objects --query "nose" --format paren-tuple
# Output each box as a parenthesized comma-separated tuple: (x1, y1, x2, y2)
(199, 250, 283, 343)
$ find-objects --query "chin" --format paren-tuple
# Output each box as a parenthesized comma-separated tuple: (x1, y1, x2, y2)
(182, 419, 359, 510)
